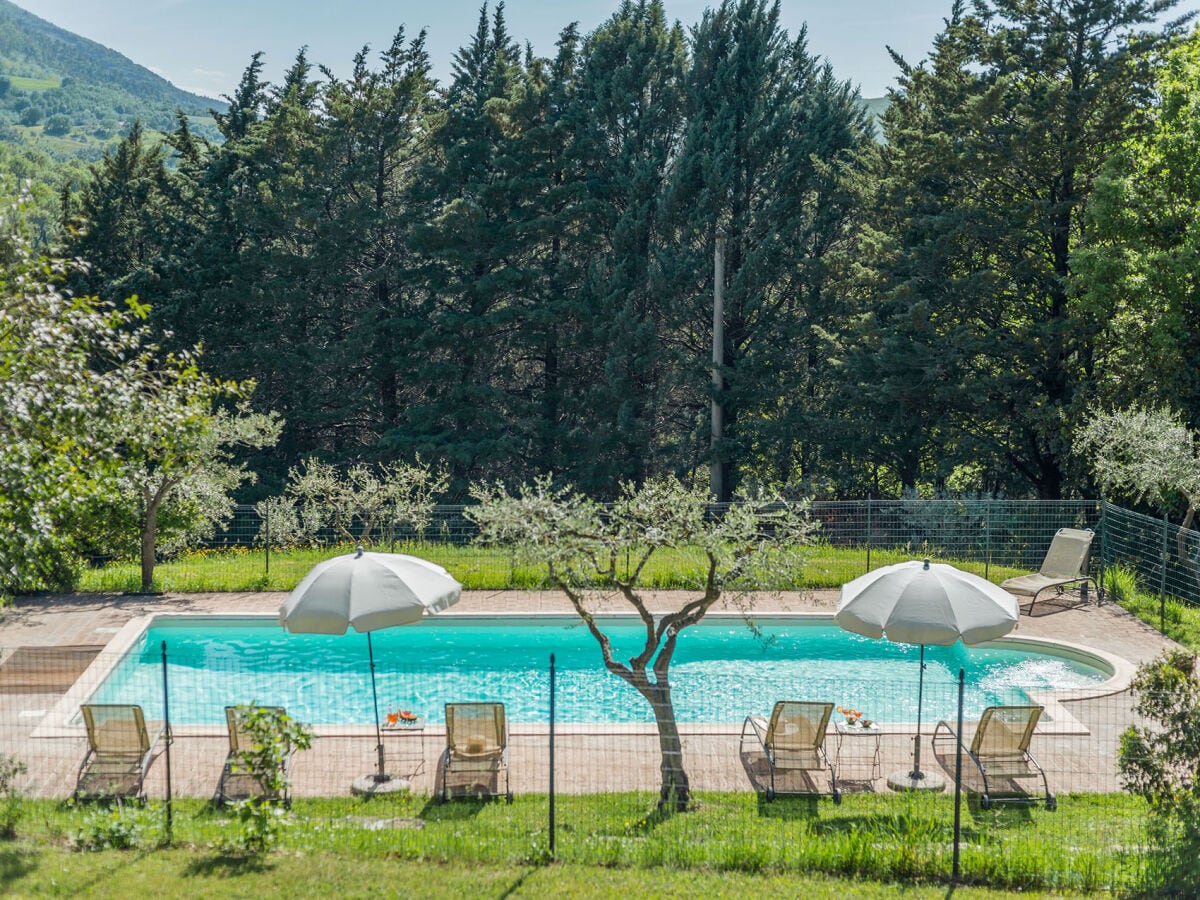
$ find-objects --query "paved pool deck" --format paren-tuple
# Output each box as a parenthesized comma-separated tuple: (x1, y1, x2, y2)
(0, 588, 1180, 801)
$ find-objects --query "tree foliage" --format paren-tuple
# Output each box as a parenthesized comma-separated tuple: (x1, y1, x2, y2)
(468, 474, 815, 808)
(1074, 28, 1200, 418)
(85, 361, 281, 592)
(258, 457, 448, 548)
(51, 1, 1200, 506)
(1119, 649, 1200, 891)
(1077, 405, 1200, 584)
(0, 212, 149, 595)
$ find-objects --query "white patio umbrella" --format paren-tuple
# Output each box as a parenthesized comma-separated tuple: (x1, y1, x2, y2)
(279, 547, 462, 792)
(834, 558, 1018, 790)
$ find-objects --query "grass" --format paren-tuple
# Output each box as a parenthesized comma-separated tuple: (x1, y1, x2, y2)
(76, 542, 1028, 595)
(0, 852, 1091, 898)
(8, 74, 60, 91)
(0, 791, 1149, 896)
(1104, 564, 1200, 652)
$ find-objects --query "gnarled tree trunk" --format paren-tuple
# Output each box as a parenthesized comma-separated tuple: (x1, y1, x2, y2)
(636, 678, 690, 810)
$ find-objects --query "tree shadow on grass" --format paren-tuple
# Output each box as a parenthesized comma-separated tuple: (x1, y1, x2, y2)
(183, 852, 275, 878)
(740, 747, 833, 819)
(0, 845, 38, 883)
(417, 795, 493, 822)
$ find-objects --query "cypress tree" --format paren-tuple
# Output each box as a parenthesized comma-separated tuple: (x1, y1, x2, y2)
(660, 0, 871, 500)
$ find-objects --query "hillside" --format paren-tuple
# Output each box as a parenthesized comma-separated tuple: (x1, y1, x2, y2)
(0, 0, 224, 161)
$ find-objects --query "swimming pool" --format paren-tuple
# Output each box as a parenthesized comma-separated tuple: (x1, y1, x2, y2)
(75, 614, 1114, 728)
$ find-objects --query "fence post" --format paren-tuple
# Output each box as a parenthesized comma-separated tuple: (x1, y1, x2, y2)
(1161, 512, 1169, 633)
(984, 502, 991, 581)
(1099, 500, 1109, 593)
(866, 498, 873, 574)
(952, 668, 965, 882)
(549, 653, 556, 857)
(264, 504, 270, 580)
(160, 641, 173, 845)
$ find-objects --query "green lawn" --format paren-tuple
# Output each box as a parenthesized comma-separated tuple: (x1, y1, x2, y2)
(77, 542, 1027, 594)
(7, 74, 60, 91)
(0, 792, 1150, 897)
(0, 852, 1100, 899)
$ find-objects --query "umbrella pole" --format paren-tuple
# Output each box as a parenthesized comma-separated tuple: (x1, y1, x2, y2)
(911, 644, 925, 779)
(368, 632, 385, 780)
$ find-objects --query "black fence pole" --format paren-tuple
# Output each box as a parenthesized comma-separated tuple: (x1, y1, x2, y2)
(984, 503, 991, 581)
(952, 668, 965, 882)
(264, 505, 270, 580)
(549, 653, 556, 857)
(1161, 512, 1169, 632)
(160, 640, 173, 845)
(866, 498, 873, 573)
(1099, 500, 1109, 598)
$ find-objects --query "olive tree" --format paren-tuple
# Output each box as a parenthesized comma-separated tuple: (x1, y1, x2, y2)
(89, 359, 282, 592)
(256, 457, 448, 548)
(468, 475, 816, 810)
(1076, 406, 1200, 585)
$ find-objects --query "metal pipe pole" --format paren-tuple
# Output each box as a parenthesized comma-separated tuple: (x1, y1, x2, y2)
(911, 643, 926, 778)
(549, 653, 557, 856)
(1161, 512, 1169, 632)
(952, 668, 965, 882)
(711, 230, 725, 502)
(368, 632, 385, 779)
(160, 641, 173, 844)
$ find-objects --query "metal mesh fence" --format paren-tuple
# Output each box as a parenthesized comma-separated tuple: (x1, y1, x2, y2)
(83, 499, 1124, 595)
(0, 625, 1163, 890)
(22, 497, 1200, 889)
(1101, 502, 1200, 605)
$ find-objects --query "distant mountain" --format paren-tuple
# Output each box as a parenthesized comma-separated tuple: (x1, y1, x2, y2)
(0, 0, 225, 161)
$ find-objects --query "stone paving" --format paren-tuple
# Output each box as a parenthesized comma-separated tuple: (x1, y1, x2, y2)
(0, 588, 1179, 801)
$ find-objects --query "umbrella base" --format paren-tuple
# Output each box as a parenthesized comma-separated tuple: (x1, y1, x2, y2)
(886, 768, 946, 793)
(350, 773, 411, 796)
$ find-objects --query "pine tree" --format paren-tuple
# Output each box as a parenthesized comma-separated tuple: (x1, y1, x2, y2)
(68, 121, 172, 303)
(316, 30, 440, 462)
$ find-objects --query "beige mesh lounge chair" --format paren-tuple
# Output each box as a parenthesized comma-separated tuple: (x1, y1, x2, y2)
(932, 704, 1055, 809)
(440, 702, 511, 803)
(215, 705, 296, 805)
(740, 701, 840, 803)
(75, 704, 165, 802)
(1001, 527, 1101, 614)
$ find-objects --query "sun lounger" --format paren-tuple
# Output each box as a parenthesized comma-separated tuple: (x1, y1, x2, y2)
(215, 705, 297, 805)
(75, 703, 165, 802)
(740, 700, 840, 802)
(932, 704, 1055, 809)
(441, 702, 511, 803)
(1001, 528, 1101, 613)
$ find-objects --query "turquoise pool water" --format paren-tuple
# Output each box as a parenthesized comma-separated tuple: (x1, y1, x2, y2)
(87, 616, 1109, 726)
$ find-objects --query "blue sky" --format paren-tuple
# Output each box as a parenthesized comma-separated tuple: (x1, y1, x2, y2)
(10, 1, 1199, 100)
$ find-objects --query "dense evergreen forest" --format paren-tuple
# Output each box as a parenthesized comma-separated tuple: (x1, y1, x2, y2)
(58, 0, 1200, 504)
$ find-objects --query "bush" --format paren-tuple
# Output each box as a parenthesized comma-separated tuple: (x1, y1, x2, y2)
(1119, 650, 1200, 892)
(0, 754, 26, 838)
(216, 706, 313, 855)
(70, 803, 162, 851)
